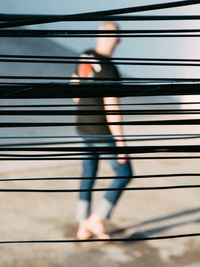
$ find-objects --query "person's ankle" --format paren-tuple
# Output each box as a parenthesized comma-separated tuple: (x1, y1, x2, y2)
(89, 213, 105, 223)
(87, 213, 107, 232)
(76, 219, 92, 240)
(87, 213, 110, 239)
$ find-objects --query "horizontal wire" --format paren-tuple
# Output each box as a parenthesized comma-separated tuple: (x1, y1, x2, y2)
(1, 30, 200, 38)
(1, 118, 200, 127)
(0, 81, 196, 86)
(0, 153, 107, 157)
(0, 185, 199, 193)
(1, 58, 200, 67)
(1, 102, 200, 108)
(0, 173, 199, 182)
(0, 233, 200, 244)
(0, 134, 197, 139)
(2, 109, 200, 116)
(1, 16, 200, 27)
(1, 54, 200, 62)
(2, 153, 200, 158)
(0, 156, 200, 160)
(1, 14, 200, 22)
(2, 77, 200, 82)
(1, 83, 200, 99)
(1, 154, 200, 159)
(1, 29, 200, 38)
(50, 34, 200, 38)
(0, 0, 199, 28)
(1, 145, 200, 153)
(1, 55, 200, 67)
(1, 135, 199, 147)
(1, 135, 200, 147)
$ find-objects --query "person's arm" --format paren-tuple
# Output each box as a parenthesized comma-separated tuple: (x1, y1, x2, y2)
(71, 63, 94, 104)
(70, 73, 80, 104)
(103, 97, 127, 164)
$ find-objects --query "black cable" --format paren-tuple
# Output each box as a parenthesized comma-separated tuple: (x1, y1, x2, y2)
(1, 233, 200, 244)
(0, 173, 199, 182)
(1, 144, 200, 153)
(1, 135, 200, 147)
(0, 156, 200, 160)
(0, 0, 199, 28)
(1, 83, 200, 99)
(1, 102, 200, 108)
(2, 109, 200, 116)
(2, 152, 200, 158)
(0, 136, 199, 147)
(1, 153, 102, 157)
(1, 29, 200, 38)
(2, 34, 200, 38)
(1, 15, 200, 29)
(1, 14, 200, 22)
(1, 145, 200, 155)
(88, 34, 200, 38)
(86, 15, 200, 21)
(1, 28, 200, 36)
(0, 109, 136, 116)
(1, 54, 200, 62)
(3, 77, 200, 81)
(0, 134, 197, 139)
(1, 134, 200, 148)
(2, 145, 200, 161)
(1, 60, 200, 67)
(2, 58, 200, 67)
(0, 184, 199, 193)
(1, 118, 200, 127)
(2, 77, 200, 82)
(1, 153, 200, 159)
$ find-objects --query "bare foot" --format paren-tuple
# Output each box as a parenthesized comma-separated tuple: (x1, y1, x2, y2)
(86, 213, 110, 239)
(76, 220, 93, 240)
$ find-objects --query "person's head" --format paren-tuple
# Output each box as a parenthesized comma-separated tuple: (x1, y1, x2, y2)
(95, 22, 121, 57)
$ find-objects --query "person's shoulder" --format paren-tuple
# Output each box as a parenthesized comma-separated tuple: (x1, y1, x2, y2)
(79, 49, 103, 74)
(80, 49, 95, 57)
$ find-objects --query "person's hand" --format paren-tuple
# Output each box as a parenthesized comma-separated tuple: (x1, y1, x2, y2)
(71, 73, 80, 104)
(70, 73, 80, 84)
(115, 140, 127, 164)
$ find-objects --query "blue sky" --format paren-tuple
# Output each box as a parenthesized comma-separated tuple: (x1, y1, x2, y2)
(1, 0, 200, 78)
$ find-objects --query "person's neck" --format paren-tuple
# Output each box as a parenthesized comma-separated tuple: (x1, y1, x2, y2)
(95, 47, 113, 57)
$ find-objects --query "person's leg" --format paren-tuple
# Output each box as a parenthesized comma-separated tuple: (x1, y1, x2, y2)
(76, 154, 99, 222)
(76, 138, 100, 239)
(85, 161, 131, 239)
(94, 139, 133, 220)
(86, 139, 132, 238)
(95, 159, 132, 219)
(76, 154, 99, 239)
(78, 137, 112, 239)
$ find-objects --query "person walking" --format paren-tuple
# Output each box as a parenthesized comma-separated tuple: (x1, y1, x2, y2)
(71, 22, 133, 239)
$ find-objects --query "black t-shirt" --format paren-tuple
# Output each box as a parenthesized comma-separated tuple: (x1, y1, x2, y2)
(75, 49, 121, 136)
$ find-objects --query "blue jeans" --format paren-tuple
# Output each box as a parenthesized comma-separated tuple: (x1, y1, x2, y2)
(76, 136, 133, 221)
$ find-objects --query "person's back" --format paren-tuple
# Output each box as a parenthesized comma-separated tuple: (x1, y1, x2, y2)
(76, 49, 120, 136)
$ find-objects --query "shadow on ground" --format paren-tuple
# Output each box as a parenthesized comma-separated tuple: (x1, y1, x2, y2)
(110, 207, 200, 239)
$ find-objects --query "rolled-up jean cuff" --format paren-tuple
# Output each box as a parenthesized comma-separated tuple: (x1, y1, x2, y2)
(95, 199, 113, 220)
(76, 200, 91, 222)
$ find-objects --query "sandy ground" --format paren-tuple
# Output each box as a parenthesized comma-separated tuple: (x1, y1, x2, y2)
(0, 96, 200, 266)
(0, 153, 199, 267)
